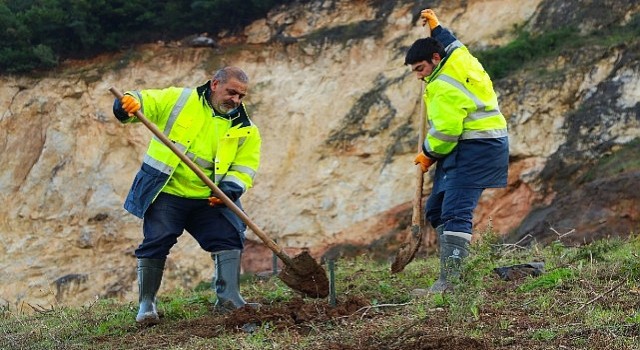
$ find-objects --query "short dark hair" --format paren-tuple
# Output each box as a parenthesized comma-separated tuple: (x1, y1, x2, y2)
(404, 38, 446, 65)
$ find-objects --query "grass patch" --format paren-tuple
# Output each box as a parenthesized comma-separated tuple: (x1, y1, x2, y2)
(581, 138, 640, 182)
(477, 13, 640, 79)
(476, 27, 580, 79)
(517, 268, 574, 292)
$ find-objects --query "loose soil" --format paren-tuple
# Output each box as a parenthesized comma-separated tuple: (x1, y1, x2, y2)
(100, 296, 494, 350)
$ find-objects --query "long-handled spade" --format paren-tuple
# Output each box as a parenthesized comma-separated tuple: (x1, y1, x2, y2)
(391, 83, 429, 273)
(110, 87, 329, 298)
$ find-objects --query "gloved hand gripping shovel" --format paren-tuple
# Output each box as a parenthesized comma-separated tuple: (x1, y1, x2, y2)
(391, 83, 428, 273)
(110, 88, 329, 298)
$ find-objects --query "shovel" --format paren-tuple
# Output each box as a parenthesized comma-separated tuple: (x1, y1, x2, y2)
(109, 87, 329, 298)
(391, 83, 428, 273)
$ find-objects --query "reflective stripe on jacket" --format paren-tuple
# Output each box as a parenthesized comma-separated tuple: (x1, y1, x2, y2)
(423, 29, 508, 159)
(120, 86, 261, 218)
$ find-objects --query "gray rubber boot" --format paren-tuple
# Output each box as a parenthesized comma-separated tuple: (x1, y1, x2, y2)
(428, 231, 470, 293)
(136, 258, 165, 325)
(212, 250, 256, 313)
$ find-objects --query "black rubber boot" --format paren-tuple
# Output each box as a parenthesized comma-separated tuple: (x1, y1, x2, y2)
(212, 250, 256, 313)
(136, 258, 165, 325)
(428, 231, 470, 293)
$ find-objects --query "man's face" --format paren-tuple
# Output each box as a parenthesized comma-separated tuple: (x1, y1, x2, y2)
(210, 78, 247, 114)
(410, 53, 441, 80)
(411, 60, 436, 80)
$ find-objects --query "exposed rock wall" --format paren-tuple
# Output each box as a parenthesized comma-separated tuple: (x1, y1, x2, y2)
(0, 0, 638, 309)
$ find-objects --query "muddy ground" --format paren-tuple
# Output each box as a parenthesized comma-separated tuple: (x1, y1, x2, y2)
(91, 278, 636, 350)
(100, 296, 491, 350)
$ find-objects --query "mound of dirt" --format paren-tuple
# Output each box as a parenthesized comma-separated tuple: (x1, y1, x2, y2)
(197, 296, 369, 333)
(107, 296, 492, 350)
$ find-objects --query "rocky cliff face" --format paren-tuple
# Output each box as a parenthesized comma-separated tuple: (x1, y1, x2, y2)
(1, 0, 638, 309)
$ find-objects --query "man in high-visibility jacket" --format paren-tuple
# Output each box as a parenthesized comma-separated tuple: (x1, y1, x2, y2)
(405, 10, 509, 293)
(112, 66, 261, 324)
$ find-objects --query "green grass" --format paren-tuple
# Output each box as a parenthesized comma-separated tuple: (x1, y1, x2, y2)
(476, 27, 580, 79)
(476, 13, 640, 79)
(581, 139, 640, 183)
(517, 268, 574, 292)
(1, 233, 639, 349)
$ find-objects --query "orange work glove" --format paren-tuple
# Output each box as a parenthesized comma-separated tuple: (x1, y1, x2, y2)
(121, 95, 141, 116)
(414, 152, 435, 173)
(420, 9, 440, 30)
(208, 196, 224, 207)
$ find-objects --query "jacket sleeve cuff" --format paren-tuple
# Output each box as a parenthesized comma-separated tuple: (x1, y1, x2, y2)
(216, 181, 244, 202)
(112, 98, 132, 122)
(421, 144, 440, 161)
(432, 26, 457, 48)
(431, 25, 443, 37)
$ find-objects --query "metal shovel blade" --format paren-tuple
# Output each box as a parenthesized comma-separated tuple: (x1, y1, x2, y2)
(278, 251, 329, 298)
(391, 224, 423, 273)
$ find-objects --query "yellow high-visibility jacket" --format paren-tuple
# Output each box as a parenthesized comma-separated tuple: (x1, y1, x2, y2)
(424, 26, 509, 192)
(117, 83, 261, 219)
(423, 31, 508, 158)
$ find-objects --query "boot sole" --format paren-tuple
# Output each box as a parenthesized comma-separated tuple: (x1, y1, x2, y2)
(136, 313, 160, 325)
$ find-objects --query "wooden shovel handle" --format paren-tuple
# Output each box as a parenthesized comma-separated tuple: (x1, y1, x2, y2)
(109, 87, 295, 267)
(412, 82, 427, 227)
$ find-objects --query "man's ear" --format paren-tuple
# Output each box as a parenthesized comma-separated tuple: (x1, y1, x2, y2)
(432, 52, 442, 62)
(210, 80, 218, 92)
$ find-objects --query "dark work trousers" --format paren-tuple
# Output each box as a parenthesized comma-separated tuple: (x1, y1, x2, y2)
(425, 187, 485, 234)
(135, 192, 245, 259)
